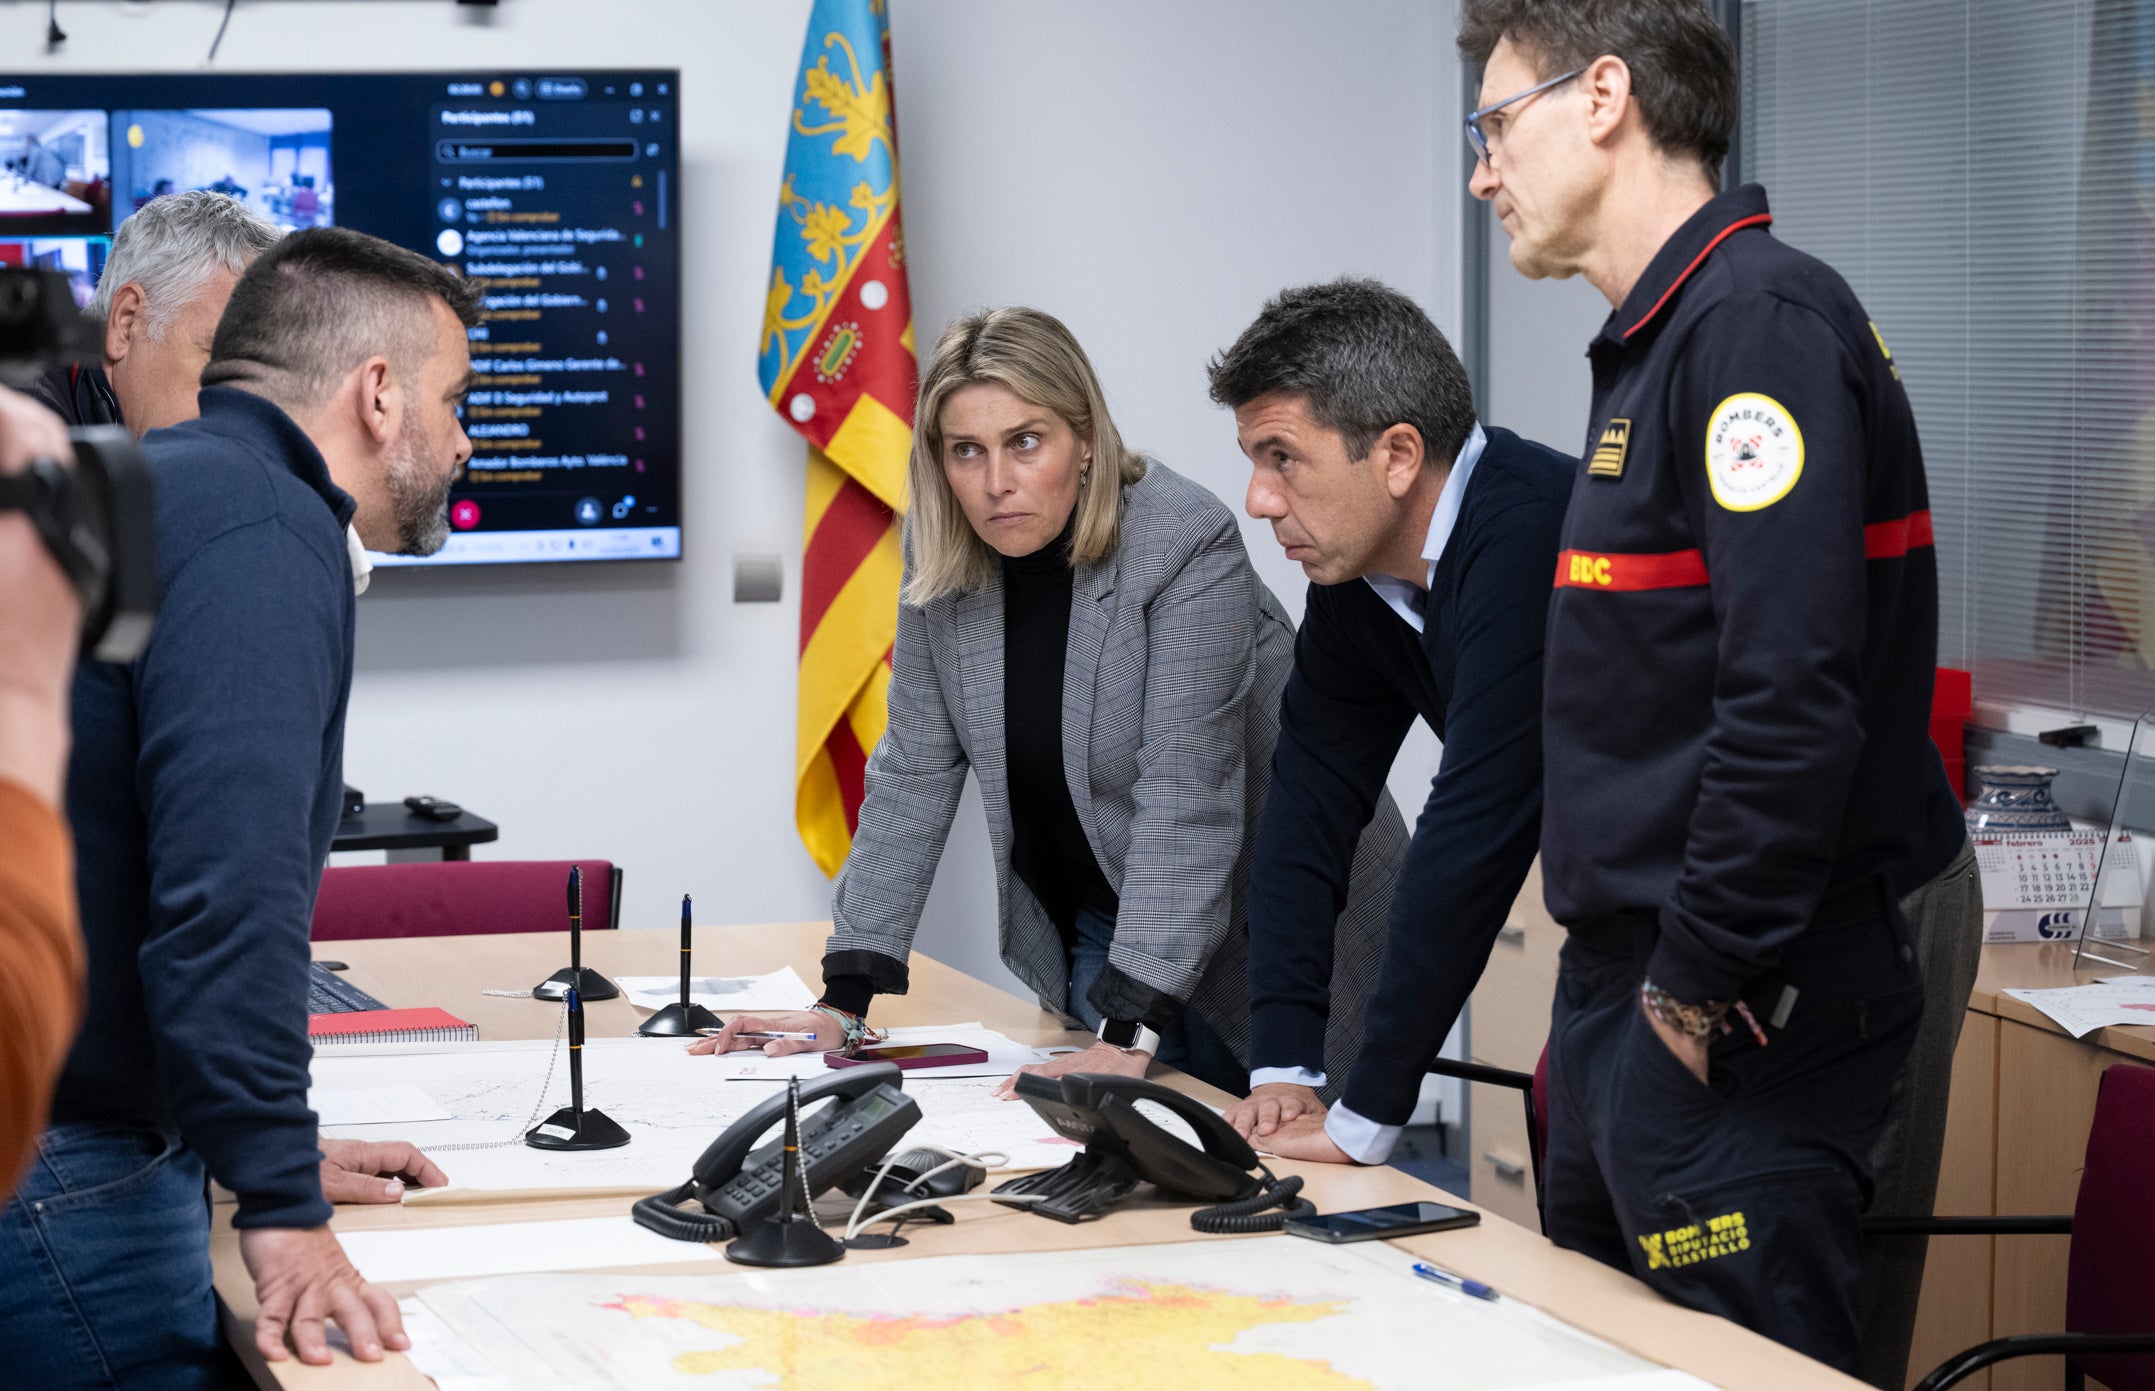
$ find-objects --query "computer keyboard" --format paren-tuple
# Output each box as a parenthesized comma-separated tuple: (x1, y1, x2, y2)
(308, 962, 390, 1014)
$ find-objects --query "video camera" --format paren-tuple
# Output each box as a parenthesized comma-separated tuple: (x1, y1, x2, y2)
(0, 269, 158, 662)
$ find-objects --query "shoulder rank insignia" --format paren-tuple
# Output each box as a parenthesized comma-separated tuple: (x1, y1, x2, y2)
(1869, 320, 1900, 381)
(1589, 417, 1630, 478)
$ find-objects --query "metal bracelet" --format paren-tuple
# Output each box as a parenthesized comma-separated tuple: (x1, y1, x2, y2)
(1639, 979, 1730, 1040)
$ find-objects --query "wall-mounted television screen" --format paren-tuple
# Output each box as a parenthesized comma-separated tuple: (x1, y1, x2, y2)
(0, 71, 682, 566)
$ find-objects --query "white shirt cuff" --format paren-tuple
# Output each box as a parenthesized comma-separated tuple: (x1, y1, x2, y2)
(1249, 1066, 1327, 1090)
(1324, 1102, 1402, 1165)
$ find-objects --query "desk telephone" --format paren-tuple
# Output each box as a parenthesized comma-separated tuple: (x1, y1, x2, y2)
(992, 1072, 1316, 1233)
(633, 1062, 921, 1242)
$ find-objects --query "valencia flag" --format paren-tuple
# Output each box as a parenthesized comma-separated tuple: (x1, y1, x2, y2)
(759, 0, 917, 877)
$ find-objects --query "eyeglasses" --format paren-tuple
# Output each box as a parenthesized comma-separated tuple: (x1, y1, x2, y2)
(1464, 67, 1585, 168)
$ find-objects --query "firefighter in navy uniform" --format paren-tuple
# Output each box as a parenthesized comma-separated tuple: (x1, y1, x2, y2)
(1461, 2, 1940, 1372)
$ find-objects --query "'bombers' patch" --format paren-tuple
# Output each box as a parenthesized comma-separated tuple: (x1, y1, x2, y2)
(1705, 392, 1804, 511)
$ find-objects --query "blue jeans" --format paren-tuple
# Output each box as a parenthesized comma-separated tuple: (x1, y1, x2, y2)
(1064, 904, 1247, 1097)
(0, 1125, 238, 1391)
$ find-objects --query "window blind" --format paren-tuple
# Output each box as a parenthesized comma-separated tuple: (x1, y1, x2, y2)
(1740, 0, 2155, 718)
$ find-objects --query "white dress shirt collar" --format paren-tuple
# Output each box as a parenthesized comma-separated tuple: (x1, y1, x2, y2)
(1362, 421, 1487, 634)
(345, 524, 374, 597)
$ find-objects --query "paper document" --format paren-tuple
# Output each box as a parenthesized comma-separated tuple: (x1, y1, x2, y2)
(309, 1037, 1078, 1200)
(706, 1023, 1051, 1080)
(307, 1085, 453, 1127)
(340, 1216, 715, 1284)
(2003, 974, 2155, 1037)
(615, 967, 815, 1015)
(396, 1299, 517, 1391)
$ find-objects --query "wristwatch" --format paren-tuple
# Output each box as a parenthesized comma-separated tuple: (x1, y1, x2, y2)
(1097, 1019, 1162, 1056)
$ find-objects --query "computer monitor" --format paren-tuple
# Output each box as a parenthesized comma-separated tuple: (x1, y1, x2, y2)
(0, 71, 682, 567)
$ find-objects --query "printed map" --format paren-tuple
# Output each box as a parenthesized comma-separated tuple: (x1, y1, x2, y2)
(409, 1237, 1705, 1391)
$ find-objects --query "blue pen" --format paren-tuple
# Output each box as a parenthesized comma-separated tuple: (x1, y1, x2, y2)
(1411, 1262, 1498, 1301)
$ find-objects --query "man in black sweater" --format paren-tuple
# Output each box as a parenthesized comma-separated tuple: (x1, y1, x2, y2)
(0, 228, 476, 1387)
(1210, 279, 1572, 1164)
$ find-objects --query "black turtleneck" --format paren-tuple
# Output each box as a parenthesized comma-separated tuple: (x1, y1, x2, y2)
(1000, 521, 1118, 946)
(816, 519, 1120, 1021)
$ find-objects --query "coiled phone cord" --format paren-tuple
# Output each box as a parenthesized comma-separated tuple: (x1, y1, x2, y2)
(1189, 1165, 1315, 1234)
(632, 1181, 739, 1243)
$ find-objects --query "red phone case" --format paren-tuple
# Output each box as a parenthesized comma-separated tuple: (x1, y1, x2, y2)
(823, 1044, 991, 1070)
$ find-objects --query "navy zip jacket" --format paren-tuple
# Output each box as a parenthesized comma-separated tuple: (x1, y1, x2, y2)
(1543, 184, 1941, 1003)
(57, 387, 354, 1230)
(1246, 426, 1572, 1126)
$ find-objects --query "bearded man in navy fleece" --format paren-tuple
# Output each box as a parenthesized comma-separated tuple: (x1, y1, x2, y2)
(0, 227, 476, 1388)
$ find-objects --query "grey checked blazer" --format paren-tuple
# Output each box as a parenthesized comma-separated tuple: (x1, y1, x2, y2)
(827, 461, 1406, 1090)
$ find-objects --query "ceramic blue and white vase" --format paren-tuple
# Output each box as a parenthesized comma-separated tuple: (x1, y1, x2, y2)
(1965, 765, 2073, 833)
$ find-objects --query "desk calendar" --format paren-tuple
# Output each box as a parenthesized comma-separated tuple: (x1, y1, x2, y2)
(1975, 831, 2143, 941)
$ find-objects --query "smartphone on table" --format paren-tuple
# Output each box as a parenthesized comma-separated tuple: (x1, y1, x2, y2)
(1282, 1200, 1481, 1243)
(824, 1043, 990, 1071)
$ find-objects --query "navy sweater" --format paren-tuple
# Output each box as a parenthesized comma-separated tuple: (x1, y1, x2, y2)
(1247, 427, 1573, 1126)
(57, 387, 354, 1230)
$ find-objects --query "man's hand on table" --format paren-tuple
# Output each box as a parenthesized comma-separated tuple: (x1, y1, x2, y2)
(239, 1225, 406, 1365)
(1250, 1107, 1357, 1164)
(991, 1041, 1148, 1100)
(318, 1136, 448, 1203)
(1226, 1085, 1357, 1164)
(684, 1010, 843, 1058)
(1223, 1081, 1323, 1143)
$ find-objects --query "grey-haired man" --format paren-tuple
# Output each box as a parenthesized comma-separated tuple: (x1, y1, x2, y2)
(35, 191, 283, 436)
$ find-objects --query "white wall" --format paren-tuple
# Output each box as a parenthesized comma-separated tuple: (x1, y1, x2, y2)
(2, 0, 1461, 1003)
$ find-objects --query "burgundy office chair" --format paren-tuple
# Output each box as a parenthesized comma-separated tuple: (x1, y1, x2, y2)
(311, 859, 623, 941)
(1868, 1063, 2155, 1391)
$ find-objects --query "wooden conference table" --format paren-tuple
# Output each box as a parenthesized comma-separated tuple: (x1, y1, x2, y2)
(211, 924, 1869, 1390)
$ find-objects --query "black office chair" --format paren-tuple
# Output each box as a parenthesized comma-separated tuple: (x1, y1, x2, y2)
(1425, 1052, 1546, 1232)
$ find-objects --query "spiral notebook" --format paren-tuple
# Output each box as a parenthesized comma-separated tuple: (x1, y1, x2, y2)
(308, 1007, 479, 1046)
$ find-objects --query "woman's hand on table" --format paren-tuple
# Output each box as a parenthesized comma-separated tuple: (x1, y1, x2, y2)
(991, 1040, 1149, 1100)
(684, 1010, 843, 1057)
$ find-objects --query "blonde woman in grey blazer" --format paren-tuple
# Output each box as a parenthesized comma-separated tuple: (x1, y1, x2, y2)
(694, 307, 1404, 1097)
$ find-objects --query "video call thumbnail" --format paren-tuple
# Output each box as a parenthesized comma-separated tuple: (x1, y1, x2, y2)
(111, 109, 332, 232)
(0, 236, 109, 307)
(0, 110, 111, 230)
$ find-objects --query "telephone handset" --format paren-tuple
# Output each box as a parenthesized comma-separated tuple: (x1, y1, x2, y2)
(992, 1072, 1316, 1232)
(633, 1062, 921, 1243)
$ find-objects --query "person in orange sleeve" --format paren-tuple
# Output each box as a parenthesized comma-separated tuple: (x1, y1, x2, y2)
(0, 382, 87, 1198)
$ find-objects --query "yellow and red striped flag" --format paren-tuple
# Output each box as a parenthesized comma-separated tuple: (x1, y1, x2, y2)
(759, 0, 917, 876)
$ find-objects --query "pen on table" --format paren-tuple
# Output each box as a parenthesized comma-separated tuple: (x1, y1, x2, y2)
(697, 1028, 820, 1041)
(1411, 1262, 1498, 1301)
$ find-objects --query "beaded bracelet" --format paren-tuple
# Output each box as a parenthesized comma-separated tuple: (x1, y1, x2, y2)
(809, 1002, 886, 1055)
